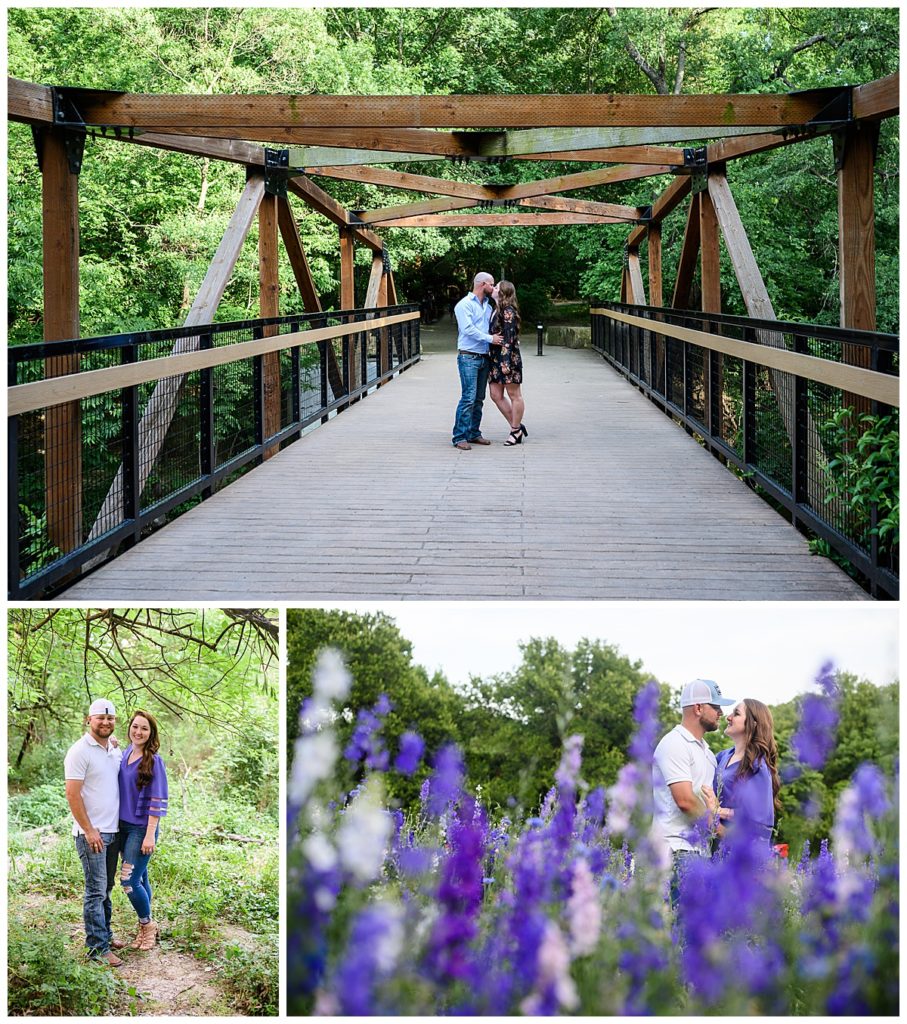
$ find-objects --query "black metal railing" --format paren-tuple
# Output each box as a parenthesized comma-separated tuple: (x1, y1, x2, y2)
(591, 302, 898, 598)
(9, 304, 420, 599)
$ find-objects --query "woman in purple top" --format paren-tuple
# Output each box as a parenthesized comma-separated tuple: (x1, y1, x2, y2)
(705, 699, 780, 848)
(118, 710, 168, 950)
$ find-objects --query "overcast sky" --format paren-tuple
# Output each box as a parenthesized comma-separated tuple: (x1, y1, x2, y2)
(299, 602, 899, 705)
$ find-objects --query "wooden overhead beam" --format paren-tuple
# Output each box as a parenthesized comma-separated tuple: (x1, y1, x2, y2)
(359, 197, 479, 224)
(379, 213, 624, 227)
(498, 163, 676, 201)
(626, 175, 692, 247)
(307, 164, 496, 201)
(518, 195, 639, 219)
(54, 88, 835, 129)
(513, 145, 685, 165)
(852, 72, 899, 120)
(286, 176, 384, 250)
(108, 129, 266, 167)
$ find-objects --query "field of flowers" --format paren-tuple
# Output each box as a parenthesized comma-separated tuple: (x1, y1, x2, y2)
(288, 652, 899, 1016)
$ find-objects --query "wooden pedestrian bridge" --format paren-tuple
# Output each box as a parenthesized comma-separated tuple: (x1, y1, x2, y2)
(9, 303, 897, 601)
(7, 73, 899, 600)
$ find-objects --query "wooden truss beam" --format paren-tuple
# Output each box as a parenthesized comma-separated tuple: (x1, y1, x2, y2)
(276, 195, 345, 401)
(672, 194, 701, 308)
(88, 174, 266, 547)
(286, 176, 384, 251)
(378, 213, 625, 227)
(31, 87, 840, 129)
(626, 175, 692, 247)
(307, 164, 653, 217)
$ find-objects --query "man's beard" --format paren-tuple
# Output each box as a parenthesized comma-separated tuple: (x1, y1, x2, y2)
(700, 716, 718, 732)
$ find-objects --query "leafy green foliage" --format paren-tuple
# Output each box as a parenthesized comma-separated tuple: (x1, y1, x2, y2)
(8, 917, 137, 1016)
(7, 606, 278, 1016)
(7, 8, 899, 343)
(822, 408, 899, 552)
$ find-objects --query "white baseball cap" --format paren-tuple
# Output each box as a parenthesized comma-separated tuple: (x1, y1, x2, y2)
(88, 698, 116, 716)
(680, 678, 735, 708)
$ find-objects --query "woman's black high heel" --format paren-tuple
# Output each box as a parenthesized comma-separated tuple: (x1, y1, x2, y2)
(518, 423, 528, 438)
(505, 429, 523, 446)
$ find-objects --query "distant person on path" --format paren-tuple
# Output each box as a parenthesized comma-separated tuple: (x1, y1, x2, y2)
(118, 709, 169, 951)
(701, 699, 780, 850)
(651, 678, 735, 905)
(487, 280, 528, 446)
(451, 272, 502, 450)
(64, 698, 124, 965)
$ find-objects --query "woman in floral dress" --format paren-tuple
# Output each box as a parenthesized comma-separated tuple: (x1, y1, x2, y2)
(488, 280, 528, 446)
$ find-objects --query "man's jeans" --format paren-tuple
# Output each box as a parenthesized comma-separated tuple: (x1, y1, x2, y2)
(452, 351, 490, 444)
(119, 820, 158, 922)
(75, 831, 119, 956)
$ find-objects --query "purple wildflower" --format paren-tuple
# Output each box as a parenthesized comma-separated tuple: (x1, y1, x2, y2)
(426, 743, 464, 816)
(333, 902, 403, 1014)
(394, 730, 425, 776)
(628, 679, 662, 761)
(344, 694, 393, 771)
(790, 662, 840, 771)
(426, 797, 486, 984)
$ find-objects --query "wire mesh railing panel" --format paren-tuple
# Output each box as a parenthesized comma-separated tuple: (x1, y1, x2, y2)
(9, 305, 420, 597)
(591, 302, 899, 595)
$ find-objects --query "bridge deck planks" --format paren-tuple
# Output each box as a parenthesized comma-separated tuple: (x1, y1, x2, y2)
(63, 340, 868, 601)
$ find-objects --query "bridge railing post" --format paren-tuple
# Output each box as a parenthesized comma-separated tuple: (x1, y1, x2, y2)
(121, 341, 141, 549)
(742, 326, 757, 468)
(199, 331, 215, 500)
(290, 320, 302, 429)
(252, 324, 265, 454)
(791, 332, 809, 532)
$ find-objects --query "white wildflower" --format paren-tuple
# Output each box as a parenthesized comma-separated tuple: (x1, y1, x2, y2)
(289, 731, 337, 807)
(303, 832, 337, 872)
(521, 920, 579, 1014)
(337, 782, 392, 883)
(312, 648, 351, 703)
(568, 857, 601, 956)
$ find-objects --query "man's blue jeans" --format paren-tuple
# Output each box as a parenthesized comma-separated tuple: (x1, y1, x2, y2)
(119, 820, 158, 922)
(452, 351, 490, 444)
(75, 831, 119, 956)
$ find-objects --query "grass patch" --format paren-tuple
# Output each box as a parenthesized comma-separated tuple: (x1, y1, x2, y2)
(8, 778, 278, 1015)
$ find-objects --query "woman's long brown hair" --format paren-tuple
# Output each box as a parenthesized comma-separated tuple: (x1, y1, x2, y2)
(128, 710, 160, 790)
(494, 280, 520, 333)
(740, 698, 781, 815)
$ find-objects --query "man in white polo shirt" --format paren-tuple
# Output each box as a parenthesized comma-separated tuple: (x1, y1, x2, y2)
(652, 678, 735, 904)
(64, 698, 124, 965)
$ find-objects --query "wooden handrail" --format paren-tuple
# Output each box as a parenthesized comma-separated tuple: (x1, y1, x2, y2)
(592, 307, 899, 407)
(8, 311, 419, 417)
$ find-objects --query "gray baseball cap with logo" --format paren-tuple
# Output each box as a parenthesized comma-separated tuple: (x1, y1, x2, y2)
(680, 678, 735, 707)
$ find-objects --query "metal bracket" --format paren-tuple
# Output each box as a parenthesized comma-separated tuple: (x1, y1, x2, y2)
(30, 87, 88, 174)
(622, 244, 630, 268)
(831, 120, 881, 172)
(51, 87, 86, 130)
(263, 148, 289, 197)
(799, 84, 854, 126)
(684, 146, 708, 194)
(381, 248, 391, 275)
(638, 204, 653, 223)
